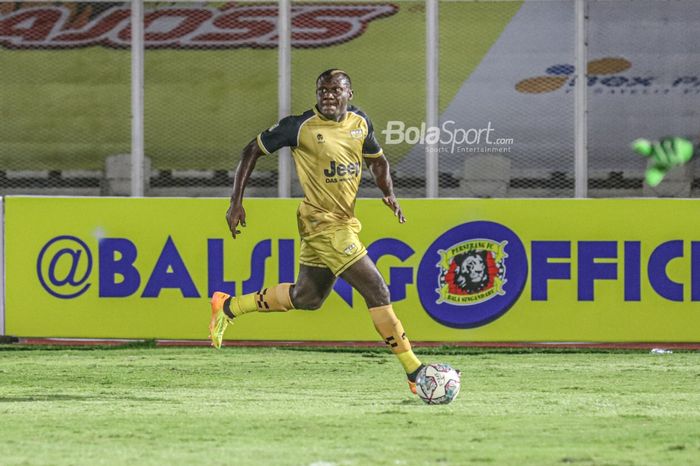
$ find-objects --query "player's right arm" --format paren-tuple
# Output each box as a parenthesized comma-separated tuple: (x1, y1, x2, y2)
(227, 139, 265, 239)
(226, 115, 301, 239)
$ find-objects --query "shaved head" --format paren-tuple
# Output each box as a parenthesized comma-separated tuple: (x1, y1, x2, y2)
(316, 69, 352, 88)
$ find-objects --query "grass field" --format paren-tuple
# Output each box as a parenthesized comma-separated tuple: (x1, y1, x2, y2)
(1, 344, 699, 466)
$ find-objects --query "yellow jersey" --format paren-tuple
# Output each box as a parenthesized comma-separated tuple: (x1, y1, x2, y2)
(256, 105, 383, 238)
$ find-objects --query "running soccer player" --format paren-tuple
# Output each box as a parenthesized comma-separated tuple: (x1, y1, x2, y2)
(209, 69, 425, 394)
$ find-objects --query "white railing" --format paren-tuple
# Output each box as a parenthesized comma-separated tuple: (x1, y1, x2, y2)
(131, 0, 145, 197)
(574, 0, 588, 198)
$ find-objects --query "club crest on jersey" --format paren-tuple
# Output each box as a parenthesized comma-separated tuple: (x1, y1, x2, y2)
(436, 239, 508, 305)
(316, 133, 325, 143)
(349, 128, 364, 139)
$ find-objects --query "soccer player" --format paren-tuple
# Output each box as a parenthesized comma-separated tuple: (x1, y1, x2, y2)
(209, 69, 425, 394)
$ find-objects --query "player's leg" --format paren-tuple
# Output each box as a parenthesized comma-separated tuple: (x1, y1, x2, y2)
(221, 264, 335, 315)
(209, 256, 335, 348)
(220, 243, 336, 316)
(208, 280, 296, 348)
(289, 265, 337, 310)
(340, 256, 424, 393)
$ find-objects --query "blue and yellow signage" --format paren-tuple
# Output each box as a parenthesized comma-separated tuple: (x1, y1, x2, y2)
(4, 197, 700, 342)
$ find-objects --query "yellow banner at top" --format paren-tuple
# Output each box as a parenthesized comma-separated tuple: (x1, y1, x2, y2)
(4, 197, 700, 342)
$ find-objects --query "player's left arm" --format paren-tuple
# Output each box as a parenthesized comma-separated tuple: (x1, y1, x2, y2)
(360, 111, 405, 223)
(365, 154, 406, 224)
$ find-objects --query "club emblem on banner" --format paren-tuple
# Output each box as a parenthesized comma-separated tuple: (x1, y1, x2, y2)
(417, 221, 528, 329)
(436, 239, 508, 305)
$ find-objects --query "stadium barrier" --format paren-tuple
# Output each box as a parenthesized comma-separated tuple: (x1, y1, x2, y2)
(8, 166, 695, 198)
(4, 0, 700, 200)
(4, 196, 700, 343)
(0, 196, 4, 336)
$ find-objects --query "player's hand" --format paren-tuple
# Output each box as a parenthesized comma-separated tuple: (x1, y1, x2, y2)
(226, 203, 246, 239)
(382, 194, 406, 224)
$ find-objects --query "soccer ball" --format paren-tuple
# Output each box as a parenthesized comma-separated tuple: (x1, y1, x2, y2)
(415, 363, 461, 405)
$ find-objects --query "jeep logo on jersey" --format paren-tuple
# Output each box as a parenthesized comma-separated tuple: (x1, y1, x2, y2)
(0, 3, 398, 50)
(323, 161, 361, 178)
(417, 221, 528, 329)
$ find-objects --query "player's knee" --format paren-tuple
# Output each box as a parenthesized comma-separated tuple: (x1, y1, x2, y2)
(305, 298, 325, 310)
(293, 296, 325, 310)
(378, 286, 391, 306)
(290, 287, 326, 310)
(365, 283, 391, 308)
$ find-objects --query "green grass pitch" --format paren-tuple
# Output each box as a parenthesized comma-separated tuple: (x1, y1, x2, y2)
(0, 344, 699, 465)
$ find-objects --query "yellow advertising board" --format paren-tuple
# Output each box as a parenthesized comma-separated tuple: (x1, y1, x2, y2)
(5, 197, 700, 342)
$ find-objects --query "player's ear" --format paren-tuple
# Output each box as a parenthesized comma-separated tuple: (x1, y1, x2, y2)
(348, 89, 354, 100)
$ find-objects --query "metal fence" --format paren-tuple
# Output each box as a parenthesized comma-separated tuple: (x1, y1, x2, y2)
(1, 0, 699, 198)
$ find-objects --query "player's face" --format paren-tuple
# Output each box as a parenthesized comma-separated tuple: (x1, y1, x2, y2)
(316, 75, 353, 120)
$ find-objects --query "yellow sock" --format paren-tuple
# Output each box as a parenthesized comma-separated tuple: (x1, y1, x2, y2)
(229, 283, 294, 317)
(228, 293, 257, 317)
(368, 304, 423, 375)
(397, 351, 422, 375)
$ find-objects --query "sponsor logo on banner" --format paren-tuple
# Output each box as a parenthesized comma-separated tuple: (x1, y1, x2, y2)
(516, 56, 700, 95)
(0, 2, 397, 50)
(33, 222, 700, 330)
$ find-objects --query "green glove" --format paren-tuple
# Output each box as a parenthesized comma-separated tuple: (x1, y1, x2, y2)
(632, 137, 695, 187)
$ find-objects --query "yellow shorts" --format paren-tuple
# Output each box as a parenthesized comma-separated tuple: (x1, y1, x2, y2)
(298, 223, 368, 276)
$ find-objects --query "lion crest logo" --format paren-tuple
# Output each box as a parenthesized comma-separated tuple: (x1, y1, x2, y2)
(436, 238, 508, 305)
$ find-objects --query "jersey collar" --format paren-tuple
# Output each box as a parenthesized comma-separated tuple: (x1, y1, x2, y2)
(313, 105, 349, 122)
